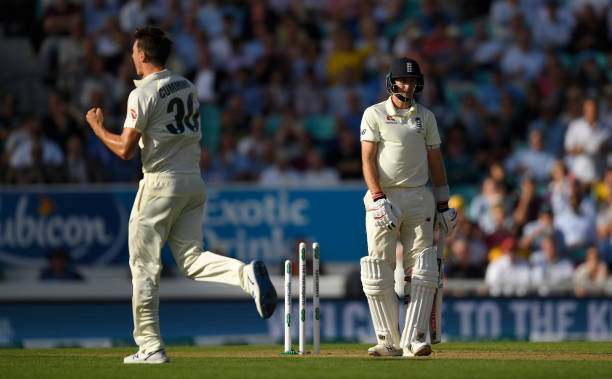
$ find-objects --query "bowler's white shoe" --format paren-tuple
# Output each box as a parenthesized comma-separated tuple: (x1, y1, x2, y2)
(247, 260, 277, 319)
(403, 341, 431, 357)
(367, 344, 402, 356)
(123, 349, 169, 364)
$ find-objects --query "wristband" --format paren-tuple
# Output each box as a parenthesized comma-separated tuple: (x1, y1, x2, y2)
(433, 185, 450, 203)
(437, 201, 449, 213)
(372, 191, 386, 202)
(433, 185, 450, 213)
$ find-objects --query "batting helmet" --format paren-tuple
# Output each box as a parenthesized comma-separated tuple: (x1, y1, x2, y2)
(386, 57, 424, 99)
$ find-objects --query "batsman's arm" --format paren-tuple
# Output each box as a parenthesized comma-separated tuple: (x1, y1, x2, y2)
(86, 108, 141, 160)
(361, 140, 382, 194)
(427, 147, 448, 188)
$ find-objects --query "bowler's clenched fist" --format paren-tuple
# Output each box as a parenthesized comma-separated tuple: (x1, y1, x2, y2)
(86, 108, 104, 128)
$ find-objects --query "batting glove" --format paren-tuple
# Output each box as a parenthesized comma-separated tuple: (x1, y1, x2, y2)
(435, 200, 457, 234)
(371, 191, 402, 230)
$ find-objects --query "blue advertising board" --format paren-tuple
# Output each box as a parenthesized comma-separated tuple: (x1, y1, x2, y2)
(1, 298, 611, 347)
(0, 185, 368, 266)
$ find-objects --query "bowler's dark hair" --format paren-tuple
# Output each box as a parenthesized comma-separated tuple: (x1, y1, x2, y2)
(134, 26, 173, 66)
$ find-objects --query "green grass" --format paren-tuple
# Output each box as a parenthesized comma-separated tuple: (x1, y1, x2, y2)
(1, 343, 611, 379)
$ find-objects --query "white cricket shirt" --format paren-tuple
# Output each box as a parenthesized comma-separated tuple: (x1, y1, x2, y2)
(360, 97, 441, 188)
(124, 69, 201, 174)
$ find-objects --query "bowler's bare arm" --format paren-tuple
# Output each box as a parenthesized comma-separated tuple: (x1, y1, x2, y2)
(86, 108, 141, 160)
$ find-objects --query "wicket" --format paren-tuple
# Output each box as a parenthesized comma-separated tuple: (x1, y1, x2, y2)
(282, 241, 320, 355)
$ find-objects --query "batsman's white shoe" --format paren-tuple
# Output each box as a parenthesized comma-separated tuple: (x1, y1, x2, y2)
(123, 349, 169, 364)
(247, 260, 277, 319)
(404, 341, 431, 357)
(367, 344, 402, 357)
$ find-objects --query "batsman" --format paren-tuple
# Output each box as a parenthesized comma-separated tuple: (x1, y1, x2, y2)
(359, 57, 457, 357)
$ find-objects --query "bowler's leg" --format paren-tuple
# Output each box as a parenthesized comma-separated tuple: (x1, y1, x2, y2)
(168, 192, 276, 318)
(128, 181, 171, 356)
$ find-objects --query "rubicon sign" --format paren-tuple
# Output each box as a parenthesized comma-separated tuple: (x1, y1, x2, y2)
(0, 191, 128, 267)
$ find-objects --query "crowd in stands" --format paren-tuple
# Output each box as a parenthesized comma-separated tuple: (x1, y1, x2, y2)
(1, 0, 612, 294)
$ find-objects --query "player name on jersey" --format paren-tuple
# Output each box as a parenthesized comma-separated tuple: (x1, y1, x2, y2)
(158, 80, 190, 99)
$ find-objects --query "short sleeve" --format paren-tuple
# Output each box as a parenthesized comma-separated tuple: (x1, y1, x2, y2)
(424, 110, 441, 147)
(564, 122, 579, 151)
(360, 107, 380, 142)
(123, 90, 148, 133)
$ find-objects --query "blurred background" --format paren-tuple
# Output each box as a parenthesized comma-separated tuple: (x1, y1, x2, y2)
(1, 0, 612, 347)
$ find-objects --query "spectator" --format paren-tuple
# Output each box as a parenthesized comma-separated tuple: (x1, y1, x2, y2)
(39, 248, 84, 281)
(199, 147, 226, 186)
(485, 202, 515, 251)
(0, 93, 21, 132)
(235, 117, 268, 180)
(83, 0, 119, 36)
(469, 18, 504, 69)
(259, 149, 301, 187)
(301, 148, 340, 186)
(511, 174, 543, 229)
(39, 0, 83, 84)
(554, 186, 597, 261)
(324, 126, 362, 180)
(446, 237, 485, 279)
(527, 99, 567, 158)
(485, 237, 531, 296)
(194, 48, 216, 104)
(548, 159, 572, 215)
(173, 14, 202, 76)
(7, 118, 64, 184)
(564, 98, 609, 185)
(595, 167, 612, 269)
(504, 129, 555, 183)
(458, 93, 484, 145)
(293, 68, 326, 116)
(468, 176, 507, 235)
(455, 220, 488, 268)
(196, 0, 224, 39)
(119, 0, 164, 33)
(569, 2, 609, 53)
(500, 28, 545, 82)
(602, 84, 612, 130)
(574, 246, 608, 296)
(342, 90, 364, 136)
(531, 0, 575, 50)
(520, 202, 565, 254)
(326, 29, 373, 85)
(41, 90, 82, 151)
(530, 235, 574, 295)
(443, 123, 481, 185)
(225, 68, 262, 117)
(489, 0, 530, 42)
(476, 68, 518, 115)
(476, 116, 511, 167)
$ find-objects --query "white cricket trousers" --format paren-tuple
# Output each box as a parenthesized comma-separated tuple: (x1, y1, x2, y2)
(363, 186, 435, 273)
(128, 172, 250, 353)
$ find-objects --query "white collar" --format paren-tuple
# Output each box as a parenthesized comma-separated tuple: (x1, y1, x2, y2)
(133, 69, 171, 87)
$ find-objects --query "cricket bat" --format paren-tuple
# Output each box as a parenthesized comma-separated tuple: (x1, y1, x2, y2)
(430, 228, 445, 344)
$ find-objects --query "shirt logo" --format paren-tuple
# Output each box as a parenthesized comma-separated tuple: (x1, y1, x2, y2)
(413, 117, 424, 133)
(130, 109, 137, 119)
(386, 115, 398, 124)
